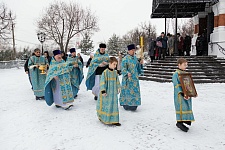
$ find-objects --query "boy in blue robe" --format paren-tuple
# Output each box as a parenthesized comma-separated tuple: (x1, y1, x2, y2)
(172, 58, 196, 132)
(96, 57, 121, 126)
(119, 44, 143, 111)
(67, 48, 84, 98)
(44, 50, 74, 110)
(28, 48, 48, 100)
(86, 43, 109, 100)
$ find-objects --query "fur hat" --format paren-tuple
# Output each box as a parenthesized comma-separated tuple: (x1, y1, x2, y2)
(127, 44, 136, 51)
(53, 50, 61, 56)
(99, 43, 106, 48)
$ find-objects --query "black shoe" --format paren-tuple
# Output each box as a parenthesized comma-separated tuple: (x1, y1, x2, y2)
(123, 105, 129, 110)
(65, 104, 73, 110)
(41, 96, 45, 100)
(55, 105, 61, 108)
(130, 106, 138, 111)
(112, 123, 121, 126)
(183, 121, 192, 126)
(36, 96, 42, 100)
(94, 96, 98, 100)
(74, 95, 78, 98)
(176, 122, 189, 132)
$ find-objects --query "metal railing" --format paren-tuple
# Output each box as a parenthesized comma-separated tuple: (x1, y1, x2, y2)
(0, 60, 26, 69)
(153, 0, 218, 5)
(209, 41, 225, 56)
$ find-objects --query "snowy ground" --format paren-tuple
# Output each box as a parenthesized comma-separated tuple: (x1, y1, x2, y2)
(1, 67, 225, 150)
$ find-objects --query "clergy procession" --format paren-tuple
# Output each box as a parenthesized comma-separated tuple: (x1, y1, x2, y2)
(27, 43, 145, 127)
(26, 42, 195, 132)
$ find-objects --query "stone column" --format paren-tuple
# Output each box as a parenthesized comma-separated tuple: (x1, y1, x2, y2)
(191, 15, 199, 55)
(210, 1, 225, 58)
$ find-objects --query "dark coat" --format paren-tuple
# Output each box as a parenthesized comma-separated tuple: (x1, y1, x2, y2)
(183, 35, 192, 51)
(79, 56, 84, 65)
(157, 36, 168, 49)
(24, 59, 29, 72)
(86, 58, 92, 68)
(149, 40, 156, 57)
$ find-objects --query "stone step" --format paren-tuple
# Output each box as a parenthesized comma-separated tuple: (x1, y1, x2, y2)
(144, 68, 206, 72)
(143, 73, 225, 80)
(143, 70, 225, 76)
(141, 56, 225, 83)
(165, 56, 217, 59)
(146, 65, 224, 69)
(139, 76, 225, 83)
(154, 60, 225, 63)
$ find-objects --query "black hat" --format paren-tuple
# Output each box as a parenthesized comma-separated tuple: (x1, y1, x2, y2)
(53, 50, 61, 56)
(69, 48, 76, 53)
(127, 44, 135, 51)
(99, 43, 106, 48)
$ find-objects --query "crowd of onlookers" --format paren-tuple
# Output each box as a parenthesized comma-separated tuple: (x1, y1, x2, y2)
(147, 32, 207, 62)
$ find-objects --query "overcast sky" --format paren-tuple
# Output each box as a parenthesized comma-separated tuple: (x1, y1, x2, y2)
(2, 0, 167, 50)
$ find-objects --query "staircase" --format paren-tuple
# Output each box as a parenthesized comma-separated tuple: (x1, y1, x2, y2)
(139, 56, 225, 83)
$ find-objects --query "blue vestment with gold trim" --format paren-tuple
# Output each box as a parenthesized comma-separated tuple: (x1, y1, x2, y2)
(44, 59, 74, 106)
(96, 68, 121, 124)
(119, 55, 142, 106)
(67, 56, 84, 97)
(172, 69, 195, 121)
(28, 56, 48, 97)
(85, 49, 109, 90)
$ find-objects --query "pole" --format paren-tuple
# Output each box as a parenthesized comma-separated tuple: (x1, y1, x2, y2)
(140, 36, 144, 59)
(41, 43, 44, 55)
(12, 22, 16, 59)
(165, 18, 167, 35)
(174, 6, 178, 56)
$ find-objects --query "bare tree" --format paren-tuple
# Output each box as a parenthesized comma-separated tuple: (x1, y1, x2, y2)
(121, 22, 156, 52)
(37, 1, 99, 53)
(0, 3, 15, 41)
(178, 19, 194, 37)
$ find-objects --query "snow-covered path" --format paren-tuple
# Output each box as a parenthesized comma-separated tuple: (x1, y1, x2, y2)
(0, 68, 225, 150)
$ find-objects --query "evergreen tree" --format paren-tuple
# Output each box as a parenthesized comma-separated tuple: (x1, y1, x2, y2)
(79, 33, 94, 54)
(107, 34, 121, 55)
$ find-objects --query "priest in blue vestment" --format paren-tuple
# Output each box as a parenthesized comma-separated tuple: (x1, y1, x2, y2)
(44, 50, 74, 110)
(86, 43, 109, 100)
(119, 44, 143, 111)
(67, 48, 84, 98)
(28, 48, 48, 100)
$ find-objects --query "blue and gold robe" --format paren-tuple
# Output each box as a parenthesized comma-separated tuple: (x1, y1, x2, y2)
(119, 54, 142, 106)
(28, 56, 48, 97)
(85, 49, 109, 90)
(172, 69, 195, 122)
(67, 56, 84, 97)
(44, 58, 74, 106)
(96, 68, 121, 124)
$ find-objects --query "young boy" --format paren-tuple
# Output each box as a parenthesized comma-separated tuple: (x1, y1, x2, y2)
(172, 58, 196, 132)
(96, 57, 121, 126)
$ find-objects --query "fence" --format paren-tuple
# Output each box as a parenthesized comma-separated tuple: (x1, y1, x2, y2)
(0, 60, 26, 69)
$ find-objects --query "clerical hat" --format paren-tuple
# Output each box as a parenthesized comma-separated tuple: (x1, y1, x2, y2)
(53, 50, 61, 56)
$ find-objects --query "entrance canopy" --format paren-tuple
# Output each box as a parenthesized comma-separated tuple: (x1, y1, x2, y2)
(151, 0, 219, 18)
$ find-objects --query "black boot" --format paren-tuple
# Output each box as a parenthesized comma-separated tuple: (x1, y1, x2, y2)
(65, 104, 73, 110)
(55, 105, 61, 108)
(36, 96, 41, 100)
(94, 96, 98, 100)
(129, 106, 138, 111)
(176, 122, 189, 132)
(112, 123, 121, 126)
(183, 121, 192, 126)
(74, 95, 78, 98)
(123, 105, 129, 110)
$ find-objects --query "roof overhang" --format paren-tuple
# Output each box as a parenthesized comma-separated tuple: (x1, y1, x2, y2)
(151, 0, 219, 18)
